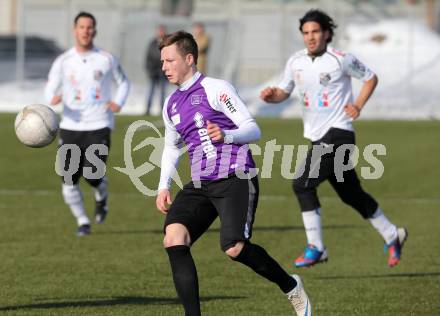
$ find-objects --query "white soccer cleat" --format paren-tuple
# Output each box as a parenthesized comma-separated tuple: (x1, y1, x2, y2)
(286, 274, 311, 316)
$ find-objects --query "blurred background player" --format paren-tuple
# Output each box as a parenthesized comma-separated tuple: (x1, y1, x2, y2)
(192, 22, 210, 74)
(44, 11, 130, 236)
(156, 31, 311, 316)
(260, 9, 407, 268)
(144, 24, 168, 115)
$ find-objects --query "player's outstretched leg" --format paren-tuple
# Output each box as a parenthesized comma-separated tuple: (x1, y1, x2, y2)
(228, 241, 312, 315)
(329, 171, 408, 267)
(62, 183, 91, 236)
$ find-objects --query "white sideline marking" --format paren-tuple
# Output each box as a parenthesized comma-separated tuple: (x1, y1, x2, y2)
(0, 189, 439, 204)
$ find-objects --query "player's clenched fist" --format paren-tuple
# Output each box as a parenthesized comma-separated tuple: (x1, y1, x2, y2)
(156, 189, 172, 214)
(50, 95, 62, 105)
(106, 101, 121, 113)
(260, 87, 277, 102)
(207, 120, 225, 142)
(344, 103, 361, 120)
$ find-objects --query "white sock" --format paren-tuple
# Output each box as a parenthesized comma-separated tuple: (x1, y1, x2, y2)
(368, 207, 397, 245)
(62, 184, 90, 226)
(302, 208, 324, 251)
(94, 177, 108, 202)
(70, 202, 90, 226)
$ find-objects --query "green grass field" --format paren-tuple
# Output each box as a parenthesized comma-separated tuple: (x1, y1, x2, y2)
(1, 113, 439, 315)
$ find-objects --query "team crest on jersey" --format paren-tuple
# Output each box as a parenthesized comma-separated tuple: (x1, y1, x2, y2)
(191, 95, 202, 106)
(319, 73, 331, 86)
(194, 112, 204, 128)
(94, 70, 103, 81)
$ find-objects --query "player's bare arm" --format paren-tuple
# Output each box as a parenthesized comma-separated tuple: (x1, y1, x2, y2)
(344, 75, 378, 119)
(156, 189, 173, 214)
(260, 86, 290, 103)
(206, 120, 225, 142)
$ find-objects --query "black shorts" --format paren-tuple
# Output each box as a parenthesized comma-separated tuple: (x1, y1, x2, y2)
(58, 128, 111, 185)
(293, 127, 378, 218)
(164, 174, 259, 251)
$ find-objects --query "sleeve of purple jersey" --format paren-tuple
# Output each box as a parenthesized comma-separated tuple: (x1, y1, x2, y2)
(158, 100, 183, 190)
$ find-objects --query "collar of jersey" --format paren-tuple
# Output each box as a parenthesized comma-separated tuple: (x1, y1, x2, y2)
(73, 45, 97, 57)
(179, 71, 201, 91)
(308, 46, 328, 60)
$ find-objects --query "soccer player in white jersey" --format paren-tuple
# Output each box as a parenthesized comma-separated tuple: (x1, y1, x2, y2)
(260, 10, 407, 268)
(45, 12, 130, 236)
(156, 31, 311, 316)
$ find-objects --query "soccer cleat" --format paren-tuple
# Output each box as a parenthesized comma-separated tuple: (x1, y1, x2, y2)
(76, 224, 91, 237)
(386, 227, 408, 267)
(295, 244, 328, 268)
(287, 274, 312, 316)
(94, 199, 108, 224)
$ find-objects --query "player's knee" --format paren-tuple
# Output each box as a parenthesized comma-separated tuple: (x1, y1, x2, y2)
(163, 224, 191, 248)
(163, 234, 189, 248)
(224, 242, 245, 258)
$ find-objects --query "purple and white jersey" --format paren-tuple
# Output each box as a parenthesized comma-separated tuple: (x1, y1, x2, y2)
(159, 72, 260, 188)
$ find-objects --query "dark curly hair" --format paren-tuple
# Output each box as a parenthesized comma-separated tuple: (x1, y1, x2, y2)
(299, 10, 337, 43)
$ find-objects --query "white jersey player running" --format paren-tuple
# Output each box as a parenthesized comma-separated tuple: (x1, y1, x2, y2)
(261, 9, 407, 268)
(44, 11, 130, 236)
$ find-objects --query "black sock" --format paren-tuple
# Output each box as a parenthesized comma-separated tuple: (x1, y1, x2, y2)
(232, 242, 297, 293)
(166, 245, 201, 316)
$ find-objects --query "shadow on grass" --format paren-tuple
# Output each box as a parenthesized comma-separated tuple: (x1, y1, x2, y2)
(95, 224, 361, 235)
(315, 272, 440, 280)
(0, 295, 245, 311)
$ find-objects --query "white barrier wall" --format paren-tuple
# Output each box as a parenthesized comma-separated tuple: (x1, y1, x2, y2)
(1, 0, 439, 119)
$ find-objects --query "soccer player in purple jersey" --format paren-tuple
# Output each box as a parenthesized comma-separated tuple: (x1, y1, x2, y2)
(155, 31, 311, 316)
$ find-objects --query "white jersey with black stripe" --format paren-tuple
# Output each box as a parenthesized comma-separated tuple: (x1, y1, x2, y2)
(44, 46, 130, 131)
(278, 46, 374, 141)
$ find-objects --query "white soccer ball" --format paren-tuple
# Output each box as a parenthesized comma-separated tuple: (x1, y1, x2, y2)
(14, 104, 59, 148)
